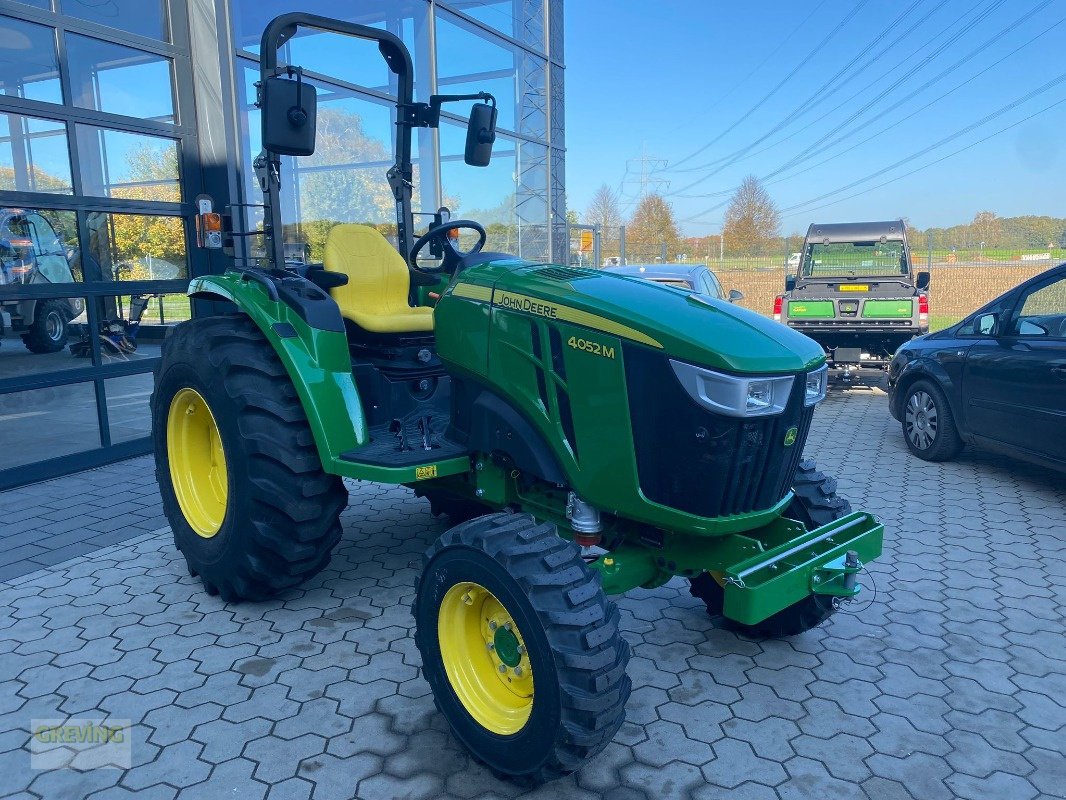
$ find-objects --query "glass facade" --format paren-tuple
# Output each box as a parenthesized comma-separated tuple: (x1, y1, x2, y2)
(228, 0, 565, 262)
(0, 1, 205, 489)
(0, 0, 564, 488)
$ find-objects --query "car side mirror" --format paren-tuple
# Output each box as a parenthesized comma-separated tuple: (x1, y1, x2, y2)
(465, 102, 496, 166)
(916, 270, 930, 290)
(261, 75, 317, 157)
(975, 312, 997, 336)
(728, 289, 744, 303)
(784, 275, 796, 292)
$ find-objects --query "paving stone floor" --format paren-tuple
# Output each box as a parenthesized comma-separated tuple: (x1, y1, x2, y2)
(0, 382, 1064, 799)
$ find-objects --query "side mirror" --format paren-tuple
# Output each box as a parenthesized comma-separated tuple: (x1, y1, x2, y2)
(728, 289, 744, 303)
(784, 275, 796, 292)
(261, 75, 317, 157)
(976, 312, 997, 336)
(916, 270, 930, 290)
(465, 102, 496, 167)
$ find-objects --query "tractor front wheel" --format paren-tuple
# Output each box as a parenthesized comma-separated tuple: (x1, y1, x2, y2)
(689, 459, 849, 637)
(414, 513, 630, 783)
(23, 299, 70, 353)
(152, 315, 347, 601)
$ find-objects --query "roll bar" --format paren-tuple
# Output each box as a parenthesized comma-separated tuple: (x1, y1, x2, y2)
(256, 13, 418, 270)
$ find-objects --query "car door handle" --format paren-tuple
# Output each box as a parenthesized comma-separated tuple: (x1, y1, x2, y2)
(1053, 365, 1066, 378)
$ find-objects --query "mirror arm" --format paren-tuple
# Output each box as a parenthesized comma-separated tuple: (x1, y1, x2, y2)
(400, 92, 497, 129)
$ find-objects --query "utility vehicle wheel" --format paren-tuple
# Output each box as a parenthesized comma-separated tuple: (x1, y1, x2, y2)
(414, 513, 630, 783)
(152, 315, 347, 601)
(689, 459, 849, 637)
(416, 487, 490, 524)
(902, 379, 963, 462)
(23, 300, 69, 353)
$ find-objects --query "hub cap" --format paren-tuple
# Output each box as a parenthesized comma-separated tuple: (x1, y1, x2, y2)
(438, 581, 533, 735)
(45, 310, 63, 341)
(167, 387, 228, 537)
(905, 390, 938, 450)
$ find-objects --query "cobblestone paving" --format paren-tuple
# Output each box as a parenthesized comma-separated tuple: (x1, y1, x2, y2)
(0, 385, 1064, 799)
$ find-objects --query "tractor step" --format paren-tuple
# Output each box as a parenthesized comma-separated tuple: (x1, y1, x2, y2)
(339, 420, 468, 468)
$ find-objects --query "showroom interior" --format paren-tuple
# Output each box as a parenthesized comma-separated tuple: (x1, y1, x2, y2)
(0, 0, 565, 490)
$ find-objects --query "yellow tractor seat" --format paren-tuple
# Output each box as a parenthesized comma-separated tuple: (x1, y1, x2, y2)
(322, 224, 434, 334)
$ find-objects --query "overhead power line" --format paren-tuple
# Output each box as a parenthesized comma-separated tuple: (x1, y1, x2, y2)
(777, 70, 1066, 215)
(759, 0, 1051, 187)
(779, 94, 1066, 220)
(663, 0, 872, 172)
(672, 0, 1009, 197)
(670, 0, 990, 185)
(679, 64, 1066, 225)
(668, 0, 948, 178)
(763, 15, 1066, 190)
(666, 0, 831, 162)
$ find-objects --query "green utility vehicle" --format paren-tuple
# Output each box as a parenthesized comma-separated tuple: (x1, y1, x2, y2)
(775, 220, 930, 381)
(152, 13, 883, 783)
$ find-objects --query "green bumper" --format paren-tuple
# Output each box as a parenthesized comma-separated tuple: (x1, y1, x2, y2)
(721, 511, 883, 625)
(592, 511, 884, 625)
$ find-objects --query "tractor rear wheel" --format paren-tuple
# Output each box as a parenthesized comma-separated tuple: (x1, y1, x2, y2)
(414, 513, 630, 783)
(689, 459, 848, 637)
(152, 315, 347, 601)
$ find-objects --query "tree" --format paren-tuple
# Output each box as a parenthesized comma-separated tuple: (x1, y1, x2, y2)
(970, 210, 1000, 249)
(107, 142, 185, 279)
(723, 175, 779, 256)
(627, 193, 681, 262)
(584, 183, 622, 259)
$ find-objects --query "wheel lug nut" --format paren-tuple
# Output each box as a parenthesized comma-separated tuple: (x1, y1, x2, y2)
(514, 666, 523, 676)
(488, 620, 497, 631)
(498, 664, 507, 673)
(486, 643, 494, 651)
(517, 645, 525, 655)
(503, 622, 512, 632)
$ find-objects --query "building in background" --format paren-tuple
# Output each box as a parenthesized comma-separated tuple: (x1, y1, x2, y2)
(0, 0, 565, 489)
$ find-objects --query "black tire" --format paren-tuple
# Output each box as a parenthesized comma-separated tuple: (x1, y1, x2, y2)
(414, 513, 630, 784)
(22, 299, 70, 353)
(152, 315, 347, 601)
(901, 379, 963, 461)
(415, 487, 491, 524)
(689, 459, 849, 637)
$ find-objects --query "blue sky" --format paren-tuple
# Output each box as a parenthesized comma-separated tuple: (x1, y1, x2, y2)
(563, 0, 1066, 236)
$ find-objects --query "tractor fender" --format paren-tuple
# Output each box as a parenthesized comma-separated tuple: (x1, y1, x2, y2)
(188, 275, 367, 469)
(464, 387, 567, 485)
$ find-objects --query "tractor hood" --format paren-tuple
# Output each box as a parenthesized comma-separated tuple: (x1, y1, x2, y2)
(460, 260, 826, 375)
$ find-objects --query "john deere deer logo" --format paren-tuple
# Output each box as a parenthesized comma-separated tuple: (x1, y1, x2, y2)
(783, 427, 798, 447)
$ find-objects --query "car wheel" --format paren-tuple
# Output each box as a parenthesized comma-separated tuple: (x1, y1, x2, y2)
(902, 379, 962, 461)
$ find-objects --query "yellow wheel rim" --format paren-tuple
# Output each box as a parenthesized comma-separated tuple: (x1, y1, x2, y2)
(167, 387, 228, 538)
(438, 581, 534, 735)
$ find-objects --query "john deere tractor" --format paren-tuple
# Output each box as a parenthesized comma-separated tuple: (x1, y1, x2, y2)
(152, 13, 883, 783)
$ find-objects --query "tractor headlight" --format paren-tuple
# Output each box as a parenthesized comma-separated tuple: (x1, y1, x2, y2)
(804, 364, 829, 406)
(670, 360, 793, 418)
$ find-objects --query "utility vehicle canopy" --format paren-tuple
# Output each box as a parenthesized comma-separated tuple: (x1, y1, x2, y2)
(800, 219, 911, 280)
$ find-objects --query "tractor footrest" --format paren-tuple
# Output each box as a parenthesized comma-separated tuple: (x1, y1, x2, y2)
(340, 422, 468, 468)
(722, 511, 884, 626)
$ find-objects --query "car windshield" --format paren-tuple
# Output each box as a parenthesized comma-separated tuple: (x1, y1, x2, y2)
(802, 240, 907, 278)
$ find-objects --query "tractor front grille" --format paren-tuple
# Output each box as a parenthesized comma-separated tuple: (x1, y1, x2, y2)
(624, 346, 813, 518)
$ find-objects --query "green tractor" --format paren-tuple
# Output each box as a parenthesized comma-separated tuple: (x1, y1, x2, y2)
(152, 13, 883, 783)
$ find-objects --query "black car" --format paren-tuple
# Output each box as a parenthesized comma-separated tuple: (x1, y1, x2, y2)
(887, 263, 1066, 471)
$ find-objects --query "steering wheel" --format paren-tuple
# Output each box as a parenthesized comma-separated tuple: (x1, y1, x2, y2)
(408, 220, 486, 273)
